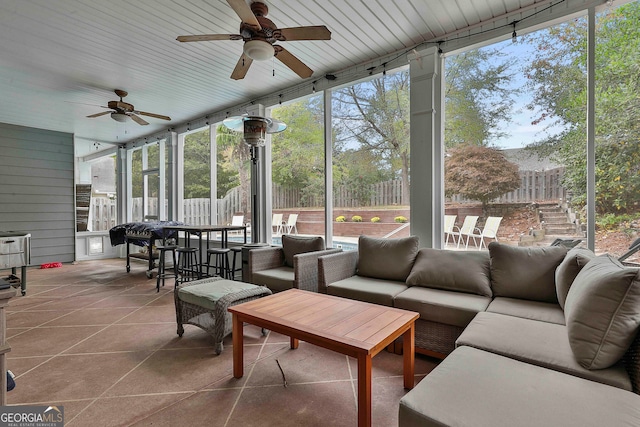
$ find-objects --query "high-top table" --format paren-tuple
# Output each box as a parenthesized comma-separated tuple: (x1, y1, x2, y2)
(228, 289, 419, 427)
(162, 225, 247, 278)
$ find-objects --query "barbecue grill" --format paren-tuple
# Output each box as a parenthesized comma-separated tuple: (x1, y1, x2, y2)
(0, 231, 31, 295)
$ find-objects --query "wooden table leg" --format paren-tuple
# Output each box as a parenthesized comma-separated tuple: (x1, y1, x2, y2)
(290, 337, 299, 349)
(403, 323, 415, 389)
(357, 353, 372, 427)
(232, 313, 244, 378)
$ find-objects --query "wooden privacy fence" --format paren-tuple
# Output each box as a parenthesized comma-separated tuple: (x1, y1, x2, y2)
(89, 167, 566, 231)
(448, 167, 566, 204)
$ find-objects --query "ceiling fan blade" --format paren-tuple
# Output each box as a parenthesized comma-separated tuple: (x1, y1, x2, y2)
(129, 114, 149, 126)
(227, 0, 261, 29)
(277, 26, 331, 41)
(135, 111, 171, 121)
(87, 111, 111, 118)
(231, 53, 253, 80)
(274, 46, 313, 79)
(177, 34, 243, 42)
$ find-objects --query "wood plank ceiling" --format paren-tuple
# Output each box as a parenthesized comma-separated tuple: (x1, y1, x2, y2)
(0, 0, 587, 150)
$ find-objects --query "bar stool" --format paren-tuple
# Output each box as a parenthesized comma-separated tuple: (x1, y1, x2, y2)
(176, 247, 199, 284)
(206, 247, 231, 278)
(155, 245, 178, 292)
(229, 246, 243, 280)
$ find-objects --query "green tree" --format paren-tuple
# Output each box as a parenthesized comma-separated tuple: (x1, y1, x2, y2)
(332, 71, 411, 204)
(183, 129, 211, 199)
(525, 3, 640, 213)
(216, 124, 251, 212)
(444, 48, 517, 148)
(271, 96, 326, 207)
(445, 144, 520, 213)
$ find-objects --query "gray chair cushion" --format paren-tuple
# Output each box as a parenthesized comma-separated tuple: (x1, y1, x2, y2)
(326, 275, 408, 307)
(393, 287, 491, 328)
(406, 248, 491, 297)
(486, 297, 565, 325)
(357, 235, 419, 282)
(564, 255, 640, 370)
(398, 346, 640, 427)
(489, 242, 567, 303)
(555, 247, 595, 309)
(456, 312, 632, 390)
(281, 235, 325, 268)
(251, 266, 294, 293)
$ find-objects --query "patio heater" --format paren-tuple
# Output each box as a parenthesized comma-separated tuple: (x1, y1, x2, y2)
(222, 115, 286, 243)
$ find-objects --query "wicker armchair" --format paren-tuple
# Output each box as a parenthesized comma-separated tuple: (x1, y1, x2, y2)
(248, 244, 341, 293)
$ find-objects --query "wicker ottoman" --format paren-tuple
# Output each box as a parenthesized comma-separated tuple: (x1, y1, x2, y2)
(175, 277, 272, 354)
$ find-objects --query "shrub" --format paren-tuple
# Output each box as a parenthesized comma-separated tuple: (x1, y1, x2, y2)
(370, 216, 381, 223)
(335, 215, 346, 222)
(394, 215, 408, 223)
(352, 215, 363, 222)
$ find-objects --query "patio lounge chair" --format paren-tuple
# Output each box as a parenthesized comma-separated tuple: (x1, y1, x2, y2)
(465, 216, 502, 250)
(451, 215, 479, 248)
(283, 213, 299, 234)
(444, 215, 457, 246)
(271, 213, 283, 235)
(228, 215, 245, 235)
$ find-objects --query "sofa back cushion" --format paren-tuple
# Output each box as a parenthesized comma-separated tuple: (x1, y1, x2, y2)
(564, 255, 640, 370)
(281, 235, 325, 268)
(489, 242, 567, 303)
(555, 247, 595, 309)
(406, 248, 492, 297)
(357, 235, 419, 282)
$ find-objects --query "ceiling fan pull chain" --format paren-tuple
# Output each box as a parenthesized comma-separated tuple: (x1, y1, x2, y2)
(272, 57, 275, 76)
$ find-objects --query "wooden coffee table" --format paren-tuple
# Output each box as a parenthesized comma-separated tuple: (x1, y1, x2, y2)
(228, 289, 419, 427)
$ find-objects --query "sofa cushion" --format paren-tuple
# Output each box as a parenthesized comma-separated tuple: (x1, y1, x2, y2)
(393, 287, 490, 328)
(456, 312, 631, 390)
(251, 266, 294, 293)
(564, 255, 640, 370)
(406, 249, 491, 297)
(326, 275, 408, 307)
(486, 297, 565, 325)
(489, 242, 567, 303)
(281, 235, 325, 268)
(398, 346, 640, 427)
(357, 235, 419, 282)
(555, 247, 595, 309)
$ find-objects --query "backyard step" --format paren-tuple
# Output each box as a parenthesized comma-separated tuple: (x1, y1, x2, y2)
(544, 224, 577, 235)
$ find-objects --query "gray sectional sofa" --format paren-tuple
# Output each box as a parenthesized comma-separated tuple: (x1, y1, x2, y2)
(317, 235, 640, 426)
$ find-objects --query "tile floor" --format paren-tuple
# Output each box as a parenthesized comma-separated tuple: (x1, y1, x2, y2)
(5, 259, 438, 426)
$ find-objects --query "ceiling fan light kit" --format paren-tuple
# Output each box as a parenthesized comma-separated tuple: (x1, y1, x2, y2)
(110, 112, 129, 123)
(243, 40, 274, 60)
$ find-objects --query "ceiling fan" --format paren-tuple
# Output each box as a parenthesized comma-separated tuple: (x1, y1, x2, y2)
(176, 0, 331, 80)
(86, 89, 171, 126)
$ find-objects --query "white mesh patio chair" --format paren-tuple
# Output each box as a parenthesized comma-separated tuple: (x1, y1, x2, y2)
(272, 213, 284, 235)
(283, 213, 299, 234)
(444, 215, 457, 246)
(466, 216, 503, 250)
(452, 215, 479, 248)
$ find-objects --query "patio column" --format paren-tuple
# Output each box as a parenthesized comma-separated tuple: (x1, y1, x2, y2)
(409, 46, 442, 248)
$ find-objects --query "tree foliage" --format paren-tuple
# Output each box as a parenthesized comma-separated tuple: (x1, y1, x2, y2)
(271, 97, 326, 206)
(445, 144, 520, 210)
(525, 3, 640, 213)
(444, 48, 516, 148)
(332, 71, 411, 203)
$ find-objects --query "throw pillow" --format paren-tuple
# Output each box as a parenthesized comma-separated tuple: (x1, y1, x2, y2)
(406, 248, 492, 297)
(489, 242, 567, 303)
(357, 235, 419, 282)
(564, 255, 640, 370)
(281, 235, 325, 268)
(555, 247, 595, 309)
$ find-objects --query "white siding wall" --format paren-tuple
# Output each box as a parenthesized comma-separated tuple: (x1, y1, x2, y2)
(0, 123, 75, 265)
